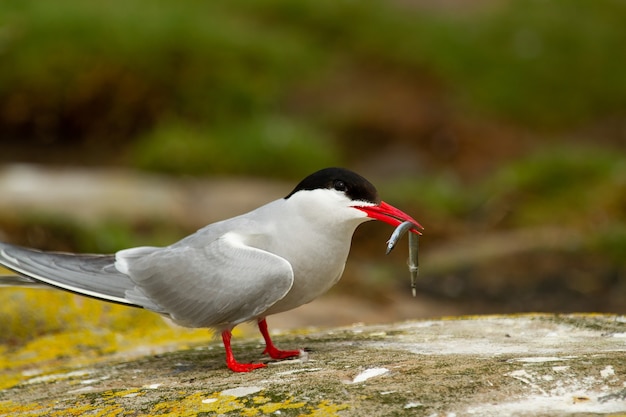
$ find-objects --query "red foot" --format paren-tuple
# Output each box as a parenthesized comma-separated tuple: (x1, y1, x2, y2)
(263, 345, 301, 360)
(221, 330, 266, 373)
(258, 318, 301, 360)
(226, 359, 267, 373)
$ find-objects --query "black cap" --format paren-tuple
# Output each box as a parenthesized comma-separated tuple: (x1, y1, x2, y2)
(285, 168, 380, 204)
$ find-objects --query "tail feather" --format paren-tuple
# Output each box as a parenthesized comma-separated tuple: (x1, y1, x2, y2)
(0, 274, 45, 288)
(0, 242, 141, 307)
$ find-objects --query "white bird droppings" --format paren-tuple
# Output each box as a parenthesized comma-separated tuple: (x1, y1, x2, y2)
(221, 386, 263, 397)
(508, 369, 533, 379)
(600, 365, 615, 378)
(351, 367, 389, 383)
(201, 398, 218, 404)
(275, 367, 322, 376)
(513, 357, 566, 363)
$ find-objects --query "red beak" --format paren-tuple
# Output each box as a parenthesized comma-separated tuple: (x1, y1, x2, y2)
(355, 201, 423, 235)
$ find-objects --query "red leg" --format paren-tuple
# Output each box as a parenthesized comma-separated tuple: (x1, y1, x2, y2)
(221, 330, 266, 372)
(258, 318, 301, 360)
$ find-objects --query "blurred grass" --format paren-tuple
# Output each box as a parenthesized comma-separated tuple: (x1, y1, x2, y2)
(0, 214, 188, 254)
(412, 0, 626, 127)
(132, 117, 338, 177)
(385, 145, 626, 263)
(481, 147, 626, 229)
(234, 0, 626, 127)
(1, 0, 625, 175)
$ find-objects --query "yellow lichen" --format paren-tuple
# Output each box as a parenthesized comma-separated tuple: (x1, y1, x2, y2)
(302, 400, 350, 417)
(0, 287, 230, 391)
(258, 398, 307, 414)
(252, 395, 271, 404)
(101, 388, 143, 399)
(0, 400, 45, 416)
(0, 400, 125, 417)
(151, 392, 248, 416)
(0, 388, 354, 417)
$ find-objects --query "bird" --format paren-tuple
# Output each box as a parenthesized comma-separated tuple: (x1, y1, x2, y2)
(0, 167, 422, 372)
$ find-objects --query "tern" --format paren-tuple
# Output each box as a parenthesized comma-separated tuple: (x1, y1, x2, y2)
(0, 167, 422, 372)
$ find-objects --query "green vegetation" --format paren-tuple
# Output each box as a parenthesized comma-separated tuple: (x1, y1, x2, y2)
(413, 0, 626, 126)
(133, 117, 338, 177)
(1, 0, 624, 175)
(385, 145, 626, 264)
(390, 145, 626, 223)
(0, 214, 187, 253)
(481, 147, 626, 228)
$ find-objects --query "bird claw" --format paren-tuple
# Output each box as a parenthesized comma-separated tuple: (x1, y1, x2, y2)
(226, 360, 267, 373)
(258, 318, 301, 360)
(263, 346, 301, 360)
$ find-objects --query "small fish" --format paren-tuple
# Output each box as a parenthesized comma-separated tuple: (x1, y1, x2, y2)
(386, 221, 415, 255)
(386, 220, 421, 297)
(408, 232, 419, 297)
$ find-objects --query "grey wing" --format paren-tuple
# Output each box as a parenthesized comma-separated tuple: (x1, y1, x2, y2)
(0, 241, 142, 307)
(119, 232, 294, 328)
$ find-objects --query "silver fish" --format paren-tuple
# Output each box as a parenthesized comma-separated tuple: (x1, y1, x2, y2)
(386, 220, 420, 297)
(386, 220, 415, 255)
(408, 232, 419, 297)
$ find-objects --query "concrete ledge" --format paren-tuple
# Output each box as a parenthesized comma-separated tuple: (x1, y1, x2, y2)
(1, 314, 625, 416)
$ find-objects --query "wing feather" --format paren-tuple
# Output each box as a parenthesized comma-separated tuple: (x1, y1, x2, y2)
(119, 232, 294, 328)
(0, 242, 142, 307)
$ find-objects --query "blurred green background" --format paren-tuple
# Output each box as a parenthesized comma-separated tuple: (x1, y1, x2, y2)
(1, 0, 625, 346)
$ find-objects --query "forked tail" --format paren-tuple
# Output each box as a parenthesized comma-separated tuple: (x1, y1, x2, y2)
(0, 242, 143, 307)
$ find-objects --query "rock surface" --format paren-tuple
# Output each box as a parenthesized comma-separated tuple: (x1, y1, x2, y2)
(1, 314, 625, 416)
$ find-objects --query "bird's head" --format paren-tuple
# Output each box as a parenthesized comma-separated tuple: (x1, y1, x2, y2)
(285, 167, 423, 234)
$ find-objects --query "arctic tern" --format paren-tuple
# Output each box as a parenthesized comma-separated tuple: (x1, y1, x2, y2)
(0, 167, 422, 372)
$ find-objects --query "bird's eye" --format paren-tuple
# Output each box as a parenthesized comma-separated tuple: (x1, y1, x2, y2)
(333, 180, 347, 192)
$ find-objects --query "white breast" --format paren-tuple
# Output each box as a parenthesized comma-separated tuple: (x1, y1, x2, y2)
(247, 193, 370, 316)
